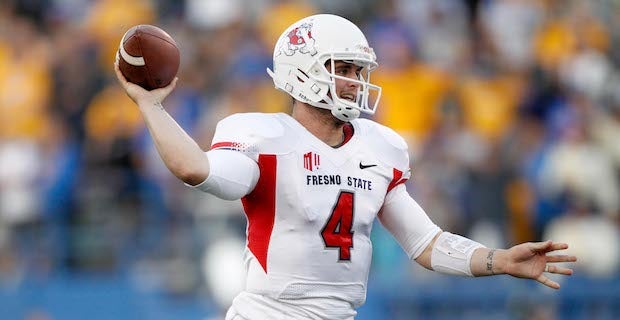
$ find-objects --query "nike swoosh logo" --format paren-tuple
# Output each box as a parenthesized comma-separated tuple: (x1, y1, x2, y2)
(359, 163, 377, 169)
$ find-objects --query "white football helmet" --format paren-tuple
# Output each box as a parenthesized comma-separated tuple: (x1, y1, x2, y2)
(267, 14, 382, 122)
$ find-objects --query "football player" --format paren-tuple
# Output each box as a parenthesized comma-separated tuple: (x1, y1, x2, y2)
(114, 14, 577, 320)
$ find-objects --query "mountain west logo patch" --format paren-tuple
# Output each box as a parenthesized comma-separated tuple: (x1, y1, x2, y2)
(303, 151, 320, 171)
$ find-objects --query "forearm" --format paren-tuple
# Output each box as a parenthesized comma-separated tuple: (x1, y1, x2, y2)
(420, 234, 509, 277)
(139, 101, 209, 185)
(470, 247, 508, 276)
(416, 232, 490, 277)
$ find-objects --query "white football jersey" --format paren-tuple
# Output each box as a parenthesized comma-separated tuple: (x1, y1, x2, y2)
(208, 113, 436, 319)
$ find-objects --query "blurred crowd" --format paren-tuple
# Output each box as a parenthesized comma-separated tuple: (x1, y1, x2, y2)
(0, 0, 619, 318)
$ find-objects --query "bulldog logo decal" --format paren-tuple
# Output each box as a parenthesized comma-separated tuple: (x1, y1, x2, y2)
(279, 22, 317, 56)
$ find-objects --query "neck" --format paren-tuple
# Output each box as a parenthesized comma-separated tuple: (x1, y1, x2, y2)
(292, 102, 345, 147)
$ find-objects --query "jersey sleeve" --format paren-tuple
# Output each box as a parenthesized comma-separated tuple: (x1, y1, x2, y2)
(380, 124, 411, 193)
(190, 149, 260, 200)
(187, 113, 285, 199)
(356, 119, 436, 259)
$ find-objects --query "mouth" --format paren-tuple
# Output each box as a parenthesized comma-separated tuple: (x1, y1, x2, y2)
(340, 93, 356, 102)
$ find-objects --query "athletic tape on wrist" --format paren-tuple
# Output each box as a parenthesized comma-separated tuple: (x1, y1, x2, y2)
(431, 232, 484, 277)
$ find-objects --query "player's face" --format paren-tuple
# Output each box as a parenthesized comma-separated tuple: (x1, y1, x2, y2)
(327, 60, 362, 103)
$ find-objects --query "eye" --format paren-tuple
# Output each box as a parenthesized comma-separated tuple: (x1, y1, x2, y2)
(335, 67, 348, 75)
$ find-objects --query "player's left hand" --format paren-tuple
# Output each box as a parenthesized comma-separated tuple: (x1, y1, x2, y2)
(502, 240, 577, 289)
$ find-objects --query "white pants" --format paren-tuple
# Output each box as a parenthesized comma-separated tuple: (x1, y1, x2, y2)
(225, 307, 249, 320)
(224, 291, 356, 320)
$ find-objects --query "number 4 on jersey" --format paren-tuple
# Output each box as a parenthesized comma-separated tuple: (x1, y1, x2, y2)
(321, 191, 354, 261)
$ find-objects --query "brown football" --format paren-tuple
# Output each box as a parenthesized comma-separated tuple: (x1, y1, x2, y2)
(117, 25, 180, 90)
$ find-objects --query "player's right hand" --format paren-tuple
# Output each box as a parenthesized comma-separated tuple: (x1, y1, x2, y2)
(114, 61, 178, 107)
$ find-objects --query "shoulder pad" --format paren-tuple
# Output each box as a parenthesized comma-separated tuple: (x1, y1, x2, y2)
(211, 113, 289, 157)
(215, 113, 285, 139)
(354, 118, 410, 171)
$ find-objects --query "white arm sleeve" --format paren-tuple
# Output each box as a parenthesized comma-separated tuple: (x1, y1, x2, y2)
(378, 184, 441, 260)
(188, 149, 260, 200)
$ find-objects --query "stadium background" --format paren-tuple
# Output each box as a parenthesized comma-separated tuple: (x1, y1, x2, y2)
(0, 0, 619, 319)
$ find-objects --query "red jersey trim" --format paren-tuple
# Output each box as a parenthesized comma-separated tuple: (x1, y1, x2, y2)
(211, 141, 250, 151)
(241, 154, 277, 273)
(387, 168, 408, 193)
(342, 123, 354, 145)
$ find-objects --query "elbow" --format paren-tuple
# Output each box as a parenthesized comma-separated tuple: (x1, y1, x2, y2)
(171, 163, 209, 186)
(179, 172, 208, 186)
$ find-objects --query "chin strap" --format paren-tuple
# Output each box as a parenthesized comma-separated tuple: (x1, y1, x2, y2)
(319, 87, 361, 122)
(331, 103, 360, 122)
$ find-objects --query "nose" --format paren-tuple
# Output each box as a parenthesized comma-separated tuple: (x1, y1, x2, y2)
(346, 73, 360, 89)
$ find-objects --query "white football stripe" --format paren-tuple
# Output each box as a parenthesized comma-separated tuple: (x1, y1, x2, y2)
(118, 29, 145, 66)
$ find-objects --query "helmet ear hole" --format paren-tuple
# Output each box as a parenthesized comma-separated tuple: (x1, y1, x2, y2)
(296, 69, 309, 83)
